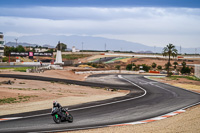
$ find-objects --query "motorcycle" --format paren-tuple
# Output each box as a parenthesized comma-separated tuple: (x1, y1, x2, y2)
(51, 107, 73, 124)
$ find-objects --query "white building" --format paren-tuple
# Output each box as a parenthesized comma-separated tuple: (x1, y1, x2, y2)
(35, 47, 48, 52)
(0, 32, 4, 57)
(72, 46, 80, 52)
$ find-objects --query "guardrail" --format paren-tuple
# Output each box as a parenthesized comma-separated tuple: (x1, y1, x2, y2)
(75, 70, 139, 74)
(195, 64, 200, 79)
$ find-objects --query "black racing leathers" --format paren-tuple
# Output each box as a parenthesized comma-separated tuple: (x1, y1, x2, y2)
(53, 103, 66, 118)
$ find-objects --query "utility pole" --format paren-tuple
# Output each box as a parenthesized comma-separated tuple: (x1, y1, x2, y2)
(15, 38, 18, 47)
(82, 42, 83, 55)
(105, 43, 106, 51)
(180, 46, 182, 55)
(154, 46, 156, 54)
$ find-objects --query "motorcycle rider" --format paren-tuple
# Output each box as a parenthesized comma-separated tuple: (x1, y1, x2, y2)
(53, 101, 68, 117)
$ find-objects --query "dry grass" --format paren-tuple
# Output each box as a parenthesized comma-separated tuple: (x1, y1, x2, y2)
(118, 58, 131, 63)
(171, 83, 200, 92)
(0, 78, 128, 116)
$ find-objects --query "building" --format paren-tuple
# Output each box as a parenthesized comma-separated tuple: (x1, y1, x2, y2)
(35, 47, 48, 52)
(72, 46, 80, 52)
(0, 32, 4, 57)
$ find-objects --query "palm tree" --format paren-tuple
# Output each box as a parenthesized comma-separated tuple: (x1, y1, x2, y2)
(163, 44, 178, 76)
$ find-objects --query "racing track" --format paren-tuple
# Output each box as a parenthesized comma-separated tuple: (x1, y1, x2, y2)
(0, 74, 200, 133)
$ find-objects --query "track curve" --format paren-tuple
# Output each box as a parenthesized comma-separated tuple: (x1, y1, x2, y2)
(0, 74, 199, 133)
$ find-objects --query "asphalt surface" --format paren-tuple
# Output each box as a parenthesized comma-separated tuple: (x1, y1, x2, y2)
(90, 57, 116, 63)
(0, 74, 200, 133)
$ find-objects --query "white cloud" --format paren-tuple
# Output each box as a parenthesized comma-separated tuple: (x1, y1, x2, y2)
(1, 6, 200, 20)
(0, 7, 200, 47)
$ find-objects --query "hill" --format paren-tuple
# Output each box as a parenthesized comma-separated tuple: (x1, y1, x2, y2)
(4, 35, 199, 54)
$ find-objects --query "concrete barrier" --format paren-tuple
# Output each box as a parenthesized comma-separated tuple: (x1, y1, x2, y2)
(75, 70, 139, 74)
(0, 63, 10, 66)
(195, 64, 200, 79)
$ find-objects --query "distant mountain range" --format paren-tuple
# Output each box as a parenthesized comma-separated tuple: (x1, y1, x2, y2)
(5, 42, 55, 48)
(4, 35, 199, 54)
(5, 42, 38, 47)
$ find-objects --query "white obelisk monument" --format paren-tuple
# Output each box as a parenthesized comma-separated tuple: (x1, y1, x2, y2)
(54, 41, 64, 64)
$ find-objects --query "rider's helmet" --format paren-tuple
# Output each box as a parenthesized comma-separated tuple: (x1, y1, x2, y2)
(53, 101, 58, 106)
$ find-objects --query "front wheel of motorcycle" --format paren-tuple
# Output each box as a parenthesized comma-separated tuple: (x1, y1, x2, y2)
(68, 114, 73, 123)
(53, 114, 61, 124)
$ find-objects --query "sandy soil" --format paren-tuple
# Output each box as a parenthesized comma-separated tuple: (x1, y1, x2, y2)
(66, 76, 200, 133)
(0, 68, 89, 81)
(0, 69, 128, 116)
(149, 76, 200, 93)
(130, 57, 200, 68)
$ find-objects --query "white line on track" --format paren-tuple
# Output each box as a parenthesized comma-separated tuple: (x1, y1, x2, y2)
(150, 83, 178, 97)
(130, 76, 178, 97)
(144, 76, 200, 95)
(0, 75, 147, 121)
(32, 75, 200, 133)
(3, 75, 200, 133)
(70, 75, 147, 111)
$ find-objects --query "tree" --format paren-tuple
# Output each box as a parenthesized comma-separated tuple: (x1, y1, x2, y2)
(182, 61, 186, 67)
(165, 62, 172, 70)
(151, 62, 157, 69)
(126, 64, 133, 71)
(162, 44, 178, 76)
(157, 65, 162, 70)
(2, 57, 9, 62)
(115, 65, 121, 70)
(15, 45, 25, 52)
(4, 46, 11, 56)
(181, 67, 191, 74)
(173, 61, 178, 69)
(141, 64, 151, 72)
(180, 61, 191, 75)
(47, 49, 54, 53)
(4, 45, 25, 56)
(56, 42, 67, 51)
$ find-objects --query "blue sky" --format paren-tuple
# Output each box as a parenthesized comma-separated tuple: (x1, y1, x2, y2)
(1, 0, 200, 8)
(0, 0, 200, 48)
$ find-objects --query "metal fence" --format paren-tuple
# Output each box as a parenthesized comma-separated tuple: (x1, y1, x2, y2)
(195, 64, 200, 79)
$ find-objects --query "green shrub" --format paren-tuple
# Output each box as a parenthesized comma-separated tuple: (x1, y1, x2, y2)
(181, 67, 191, 74)
(126, 64, 133, 71)
(0, 97, 17, 104)
(141, 64, 151, 72)
(151, 62, 157, 69)
(157, 65, 162, 70)
(92, 63, 97, 68)
(2, 57, 9, 62)
(115, 65, 121, 70)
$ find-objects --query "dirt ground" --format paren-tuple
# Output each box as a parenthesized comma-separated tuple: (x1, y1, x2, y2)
(0, 67, 89, 81)
(149, 76, 200, 93)
(84, 54, 200, 67)
(67, 76, 200, 133)
(129, 57, 200, 69)
(0, 70, 128, 116)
